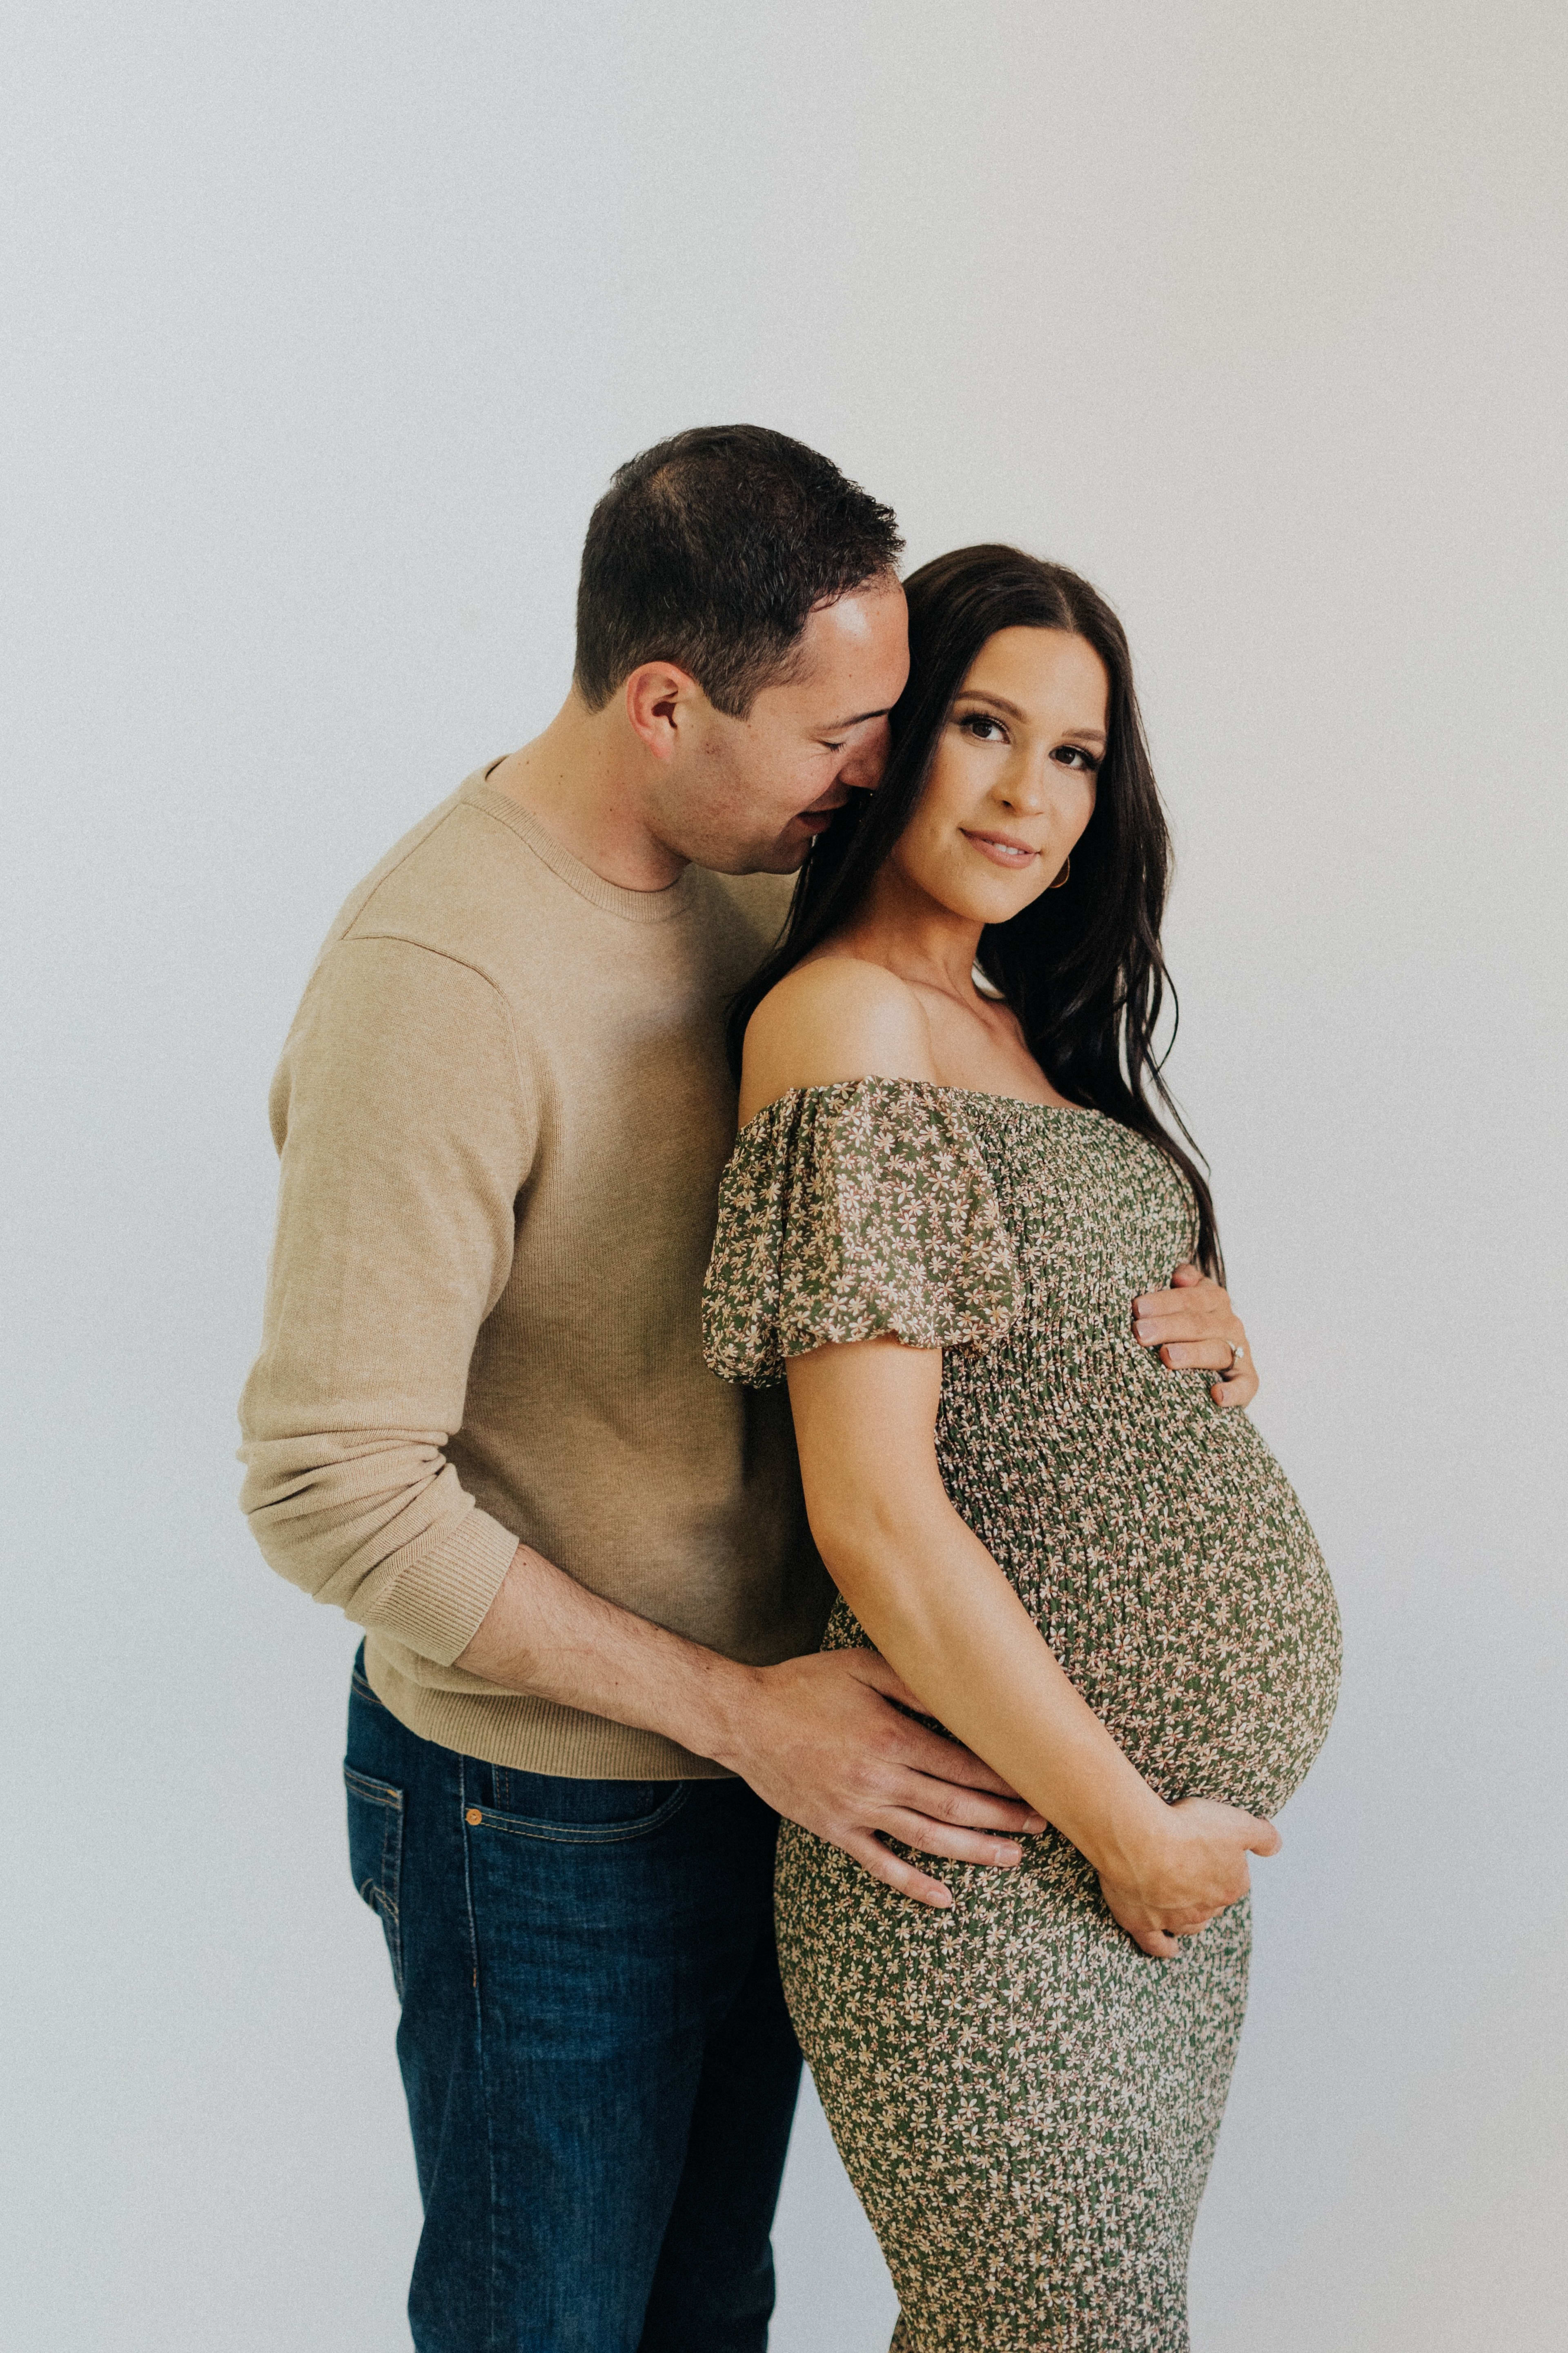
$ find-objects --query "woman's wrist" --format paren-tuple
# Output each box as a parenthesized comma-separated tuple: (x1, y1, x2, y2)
(1076, 1780, 1173, 1893)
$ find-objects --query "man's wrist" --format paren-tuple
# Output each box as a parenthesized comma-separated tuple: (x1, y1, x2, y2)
(677, 1655, 766, 1775)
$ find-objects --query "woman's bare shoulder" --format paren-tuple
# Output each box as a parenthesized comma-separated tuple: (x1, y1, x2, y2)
(738, 955, 938, 1122)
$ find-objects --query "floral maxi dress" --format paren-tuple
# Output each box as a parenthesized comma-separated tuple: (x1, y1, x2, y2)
(702, 1079, 1341, 2353)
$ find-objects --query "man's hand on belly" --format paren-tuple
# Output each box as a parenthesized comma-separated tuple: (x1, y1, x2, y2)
(709, 1650, 1047, 1911)
(457, 1541, 1040, 1911)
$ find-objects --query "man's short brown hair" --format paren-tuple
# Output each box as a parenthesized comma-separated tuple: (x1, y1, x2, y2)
(574, 424, 903, 719)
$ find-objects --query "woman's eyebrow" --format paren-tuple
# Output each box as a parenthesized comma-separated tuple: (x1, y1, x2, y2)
(955, 690, 1026, 718)
(955, 689, 1106, 747)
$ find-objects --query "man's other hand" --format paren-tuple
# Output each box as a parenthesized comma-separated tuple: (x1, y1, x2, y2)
(1132, 1262, 1259, 1411)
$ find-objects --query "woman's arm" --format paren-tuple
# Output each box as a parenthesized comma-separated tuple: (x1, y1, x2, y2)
(786, 1335, 1281, 1954)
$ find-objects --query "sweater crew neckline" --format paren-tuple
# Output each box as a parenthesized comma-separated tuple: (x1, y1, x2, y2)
(465, 769, 702, 926)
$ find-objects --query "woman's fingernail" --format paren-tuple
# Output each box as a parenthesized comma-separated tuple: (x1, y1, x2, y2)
(1135, 1320, 1154, 1340)
(1023, 1813, 1047, 1833)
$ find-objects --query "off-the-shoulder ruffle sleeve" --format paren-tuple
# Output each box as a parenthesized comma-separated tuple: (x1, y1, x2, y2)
(702, 1079, 1022, 1387)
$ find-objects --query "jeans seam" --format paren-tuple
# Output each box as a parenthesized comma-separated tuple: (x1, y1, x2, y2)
(343, 1764, 405, 1998)
(343, 1763, 403, 1810)
(461, 1786, 690, 1844)
(382, 1808, 405, 1999)
(459, 1759, 499, 2353)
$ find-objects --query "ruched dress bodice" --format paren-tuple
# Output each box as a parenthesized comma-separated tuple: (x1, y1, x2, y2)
(704, 1078, 1339, 1819)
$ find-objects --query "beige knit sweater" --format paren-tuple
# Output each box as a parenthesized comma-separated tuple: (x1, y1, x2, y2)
(238, 767, 828, 1777)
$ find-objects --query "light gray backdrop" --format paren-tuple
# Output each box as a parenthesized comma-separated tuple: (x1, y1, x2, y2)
(4, 4, 1564, 2348)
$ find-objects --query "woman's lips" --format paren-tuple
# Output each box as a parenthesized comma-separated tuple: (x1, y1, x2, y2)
(962, 829, 1040, 867)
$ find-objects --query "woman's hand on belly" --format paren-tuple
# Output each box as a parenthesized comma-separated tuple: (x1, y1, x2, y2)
(1097, 1796, 1283, 1958)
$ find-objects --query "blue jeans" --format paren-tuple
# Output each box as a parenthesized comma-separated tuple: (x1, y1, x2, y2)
(344, 1650, 802, 2352)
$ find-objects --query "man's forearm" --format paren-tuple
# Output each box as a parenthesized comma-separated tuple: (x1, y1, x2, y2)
(453, 1542, 755, 1767)
(459, 1540, 1048, 1915)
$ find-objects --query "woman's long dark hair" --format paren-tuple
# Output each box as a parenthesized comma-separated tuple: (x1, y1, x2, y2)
(727, 543, 1223, 1276)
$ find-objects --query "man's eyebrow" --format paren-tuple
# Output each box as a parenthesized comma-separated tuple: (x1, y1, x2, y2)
(954, 688, 1106, 744)
(820, 706, 893, 730)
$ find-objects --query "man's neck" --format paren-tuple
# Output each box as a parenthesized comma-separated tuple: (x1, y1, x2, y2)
(486, 693, 687, 894)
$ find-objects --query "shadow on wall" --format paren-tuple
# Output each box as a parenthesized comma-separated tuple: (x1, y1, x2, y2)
(773, 2077, 898, 2353)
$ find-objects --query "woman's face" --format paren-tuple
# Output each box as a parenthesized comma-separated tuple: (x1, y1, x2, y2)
(888, 626, 1107, 927)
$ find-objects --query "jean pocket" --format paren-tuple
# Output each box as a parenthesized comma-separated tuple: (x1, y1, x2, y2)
(466, 1779, 690, 1846)
(344, 1764, 405, 1998)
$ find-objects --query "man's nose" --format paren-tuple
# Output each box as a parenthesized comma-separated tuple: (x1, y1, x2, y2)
(839, 720, 891, 788)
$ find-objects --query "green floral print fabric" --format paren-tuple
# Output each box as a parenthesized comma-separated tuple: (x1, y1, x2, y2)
(703, 1079, 1341, 2352)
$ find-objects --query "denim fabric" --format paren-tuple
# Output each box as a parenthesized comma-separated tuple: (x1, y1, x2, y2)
(345, 1648, 803, 2353)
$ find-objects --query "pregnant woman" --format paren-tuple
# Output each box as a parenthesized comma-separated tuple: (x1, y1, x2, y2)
(702, 545, 1341, 2350)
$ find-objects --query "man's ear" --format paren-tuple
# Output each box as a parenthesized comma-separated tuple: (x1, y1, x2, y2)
(624, 662, 703, 762)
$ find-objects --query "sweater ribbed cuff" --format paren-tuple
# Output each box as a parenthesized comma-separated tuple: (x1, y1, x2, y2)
(373, 1508, 521, 1666)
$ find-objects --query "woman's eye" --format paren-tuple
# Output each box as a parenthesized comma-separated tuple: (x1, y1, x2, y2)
(1052, 745, 1100, 770)
(960, 713, 1007, 742)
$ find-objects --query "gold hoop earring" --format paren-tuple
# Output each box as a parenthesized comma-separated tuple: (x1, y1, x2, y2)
(1047, 854, 1071, 890)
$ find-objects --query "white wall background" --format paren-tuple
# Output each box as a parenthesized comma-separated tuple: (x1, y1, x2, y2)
(4, 4, 1564, 2347)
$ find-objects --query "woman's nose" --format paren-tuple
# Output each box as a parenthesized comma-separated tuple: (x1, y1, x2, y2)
(1000, 753, 1053, 812)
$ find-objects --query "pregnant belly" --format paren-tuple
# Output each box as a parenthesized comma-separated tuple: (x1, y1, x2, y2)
(927, 1389, 1342, 1819)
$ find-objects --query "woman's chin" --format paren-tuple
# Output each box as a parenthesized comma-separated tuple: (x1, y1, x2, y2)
(935, 879, 1051, 929)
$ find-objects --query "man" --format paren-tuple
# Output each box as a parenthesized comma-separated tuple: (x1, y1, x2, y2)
(239, 427, 1047, 2353)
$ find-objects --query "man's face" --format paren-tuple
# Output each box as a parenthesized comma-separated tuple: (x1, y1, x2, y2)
(648, 577, 910, 874)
